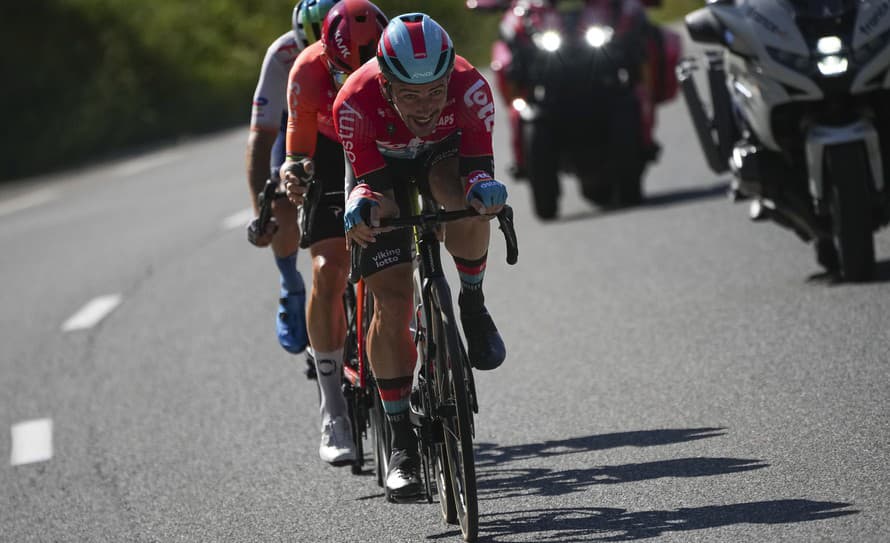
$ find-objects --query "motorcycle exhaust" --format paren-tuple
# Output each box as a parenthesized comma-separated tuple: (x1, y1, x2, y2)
(677, 56, 728, 174)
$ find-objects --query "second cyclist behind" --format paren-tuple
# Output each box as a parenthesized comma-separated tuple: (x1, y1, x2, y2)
(279, 0, 389, 466)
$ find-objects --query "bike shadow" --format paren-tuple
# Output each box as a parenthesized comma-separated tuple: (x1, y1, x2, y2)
(477, 457, 768, 500)
(806, 259, 890, 285)
(427, 500, 856, 542)
(557, 183, 731, 224)
(474, 427, 726, 467)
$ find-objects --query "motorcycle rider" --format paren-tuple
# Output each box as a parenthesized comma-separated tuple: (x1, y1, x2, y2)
(279, 0, 389, 464)
(324, 13, 509, 498)
(491, 0, 668, 181)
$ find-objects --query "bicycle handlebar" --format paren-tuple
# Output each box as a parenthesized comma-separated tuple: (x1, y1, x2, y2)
(378, 205, 519, 265)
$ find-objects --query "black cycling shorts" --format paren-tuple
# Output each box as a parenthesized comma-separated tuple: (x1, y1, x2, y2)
(347, 132, 461, 279)
(300, 133, 346, 248)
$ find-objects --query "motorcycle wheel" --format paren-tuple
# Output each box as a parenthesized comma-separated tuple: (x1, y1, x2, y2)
(825, 143, 876, 281)
(522, 119, 559, 220)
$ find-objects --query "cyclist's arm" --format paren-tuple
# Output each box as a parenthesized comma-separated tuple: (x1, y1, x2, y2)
(246, 130, 278, 214)
(281, 59, 322, 200)
(284, 58, 320, 162)
(335, 96, 396, 238)
(456, 67, 504, 215)
(248, 37, 291, 212)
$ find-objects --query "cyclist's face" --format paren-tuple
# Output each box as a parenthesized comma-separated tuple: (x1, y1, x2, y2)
(388, 76, 450, 137)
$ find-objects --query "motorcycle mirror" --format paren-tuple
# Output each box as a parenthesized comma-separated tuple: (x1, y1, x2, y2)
(685, 7, 727, 46)
(466, 0, 510, 11)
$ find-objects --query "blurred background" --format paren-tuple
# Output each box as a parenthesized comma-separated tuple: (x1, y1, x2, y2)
(0, 0, 700, 182)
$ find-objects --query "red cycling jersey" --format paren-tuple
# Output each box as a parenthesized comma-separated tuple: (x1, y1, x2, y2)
(333, 55, 495, 181)
(285, 41, 340, 158)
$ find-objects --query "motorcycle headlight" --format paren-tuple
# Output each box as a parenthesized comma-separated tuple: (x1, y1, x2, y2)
(813, 35, 848, 76)
(533, 30, 562, 53)
(817, 55, 849, 76)
(585, 25, 614, 48)
(816, 36, 843, 55)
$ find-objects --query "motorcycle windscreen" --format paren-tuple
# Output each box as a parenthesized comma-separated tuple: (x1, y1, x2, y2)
(787, 0, 859, 18)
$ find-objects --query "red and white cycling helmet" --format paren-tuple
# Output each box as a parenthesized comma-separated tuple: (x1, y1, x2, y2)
(321, 0, 388, 73)
(377, 13, 455, 85)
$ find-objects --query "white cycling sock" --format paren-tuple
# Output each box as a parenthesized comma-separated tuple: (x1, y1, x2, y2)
(313, 347, 348, 427)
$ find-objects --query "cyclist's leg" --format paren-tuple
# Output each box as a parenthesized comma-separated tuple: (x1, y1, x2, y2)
(352, 164, 422, 494)
(364, 262, 422, 497)
(306, 134, 354, 464)
(270, 113, 308, 354)
(427, 155, 505, 370)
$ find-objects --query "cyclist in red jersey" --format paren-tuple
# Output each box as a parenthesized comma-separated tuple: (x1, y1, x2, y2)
(278, 0, 388, 466)
(329, 13, 509, 498)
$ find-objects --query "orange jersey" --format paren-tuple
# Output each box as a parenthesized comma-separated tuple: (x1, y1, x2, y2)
(285, 41, 340, 157)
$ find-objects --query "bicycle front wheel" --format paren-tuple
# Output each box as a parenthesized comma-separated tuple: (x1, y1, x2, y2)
(431, 286, 478, 541)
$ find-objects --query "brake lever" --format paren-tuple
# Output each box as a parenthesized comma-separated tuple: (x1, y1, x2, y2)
(496, 205, 519, 265)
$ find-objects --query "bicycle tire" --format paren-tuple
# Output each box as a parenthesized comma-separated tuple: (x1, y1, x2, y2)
(340, 283, 364, 475)
(356, 289, 390, 487)
(416, 270, 458, 523)
(431, 284, 478, 541)
(349, 391, 365, 475)
(371, 385, 389, 486)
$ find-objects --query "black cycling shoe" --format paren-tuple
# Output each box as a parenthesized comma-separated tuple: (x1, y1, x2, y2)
(385, 448, 422, 499)
(460, 306, 506, 371)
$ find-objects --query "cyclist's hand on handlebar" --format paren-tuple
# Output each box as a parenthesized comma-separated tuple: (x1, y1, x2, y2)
(344, 184, 398, 247)
(465, 170, 508, 219)
(247, 216, 278, 247)
(280, 157, 314, 206)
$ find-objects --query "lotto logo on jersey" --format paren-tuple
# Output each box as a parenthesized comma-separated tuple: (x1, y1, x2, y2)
(463, 79, 495, 133)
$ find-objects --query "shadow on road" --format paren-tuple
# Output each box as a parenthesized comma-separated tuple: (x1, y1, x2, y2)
(557, 183, 730, 224)
(474, 428, 726, 467)
(435, 500, 857, 542)
(806, 259, 890, 285)
(477, 458, 768, 500)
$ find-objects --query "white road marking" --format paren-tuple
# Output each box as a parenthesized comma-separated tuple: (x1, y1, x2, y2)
(0, 188, 57, 219)
(111, 151, 183, 177)
(61, 294, 122, 332)
(222, 208, 254, 230)
(10, 419, 53, 466)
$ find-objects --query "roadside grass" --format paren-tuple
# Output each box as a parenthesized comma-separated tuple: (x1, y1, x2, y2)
(648, 0, 704, 24)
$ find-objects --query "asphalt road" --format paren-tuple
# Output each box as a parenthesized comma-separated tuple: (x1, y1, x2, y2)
(1, 69, 889, 541)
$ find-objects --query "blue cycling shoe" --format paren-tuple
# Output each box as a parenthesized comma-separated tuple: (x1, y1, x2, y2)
(277, 288, 309, 354)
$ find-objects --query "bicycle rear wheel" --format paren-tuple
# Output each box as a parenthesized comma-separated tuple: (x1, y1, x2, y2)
(431, 286, 478, 541)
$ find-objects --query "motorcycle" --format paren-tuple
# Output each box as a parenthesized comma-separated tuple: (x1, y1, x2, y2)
(468, 0, 681, 220)
(679, 0, 890, 281)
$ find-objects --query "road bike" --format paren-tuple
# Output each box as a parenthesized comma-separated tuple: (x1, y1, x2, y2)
(352, 184, 518, 542)
(263, 174, 389, 479)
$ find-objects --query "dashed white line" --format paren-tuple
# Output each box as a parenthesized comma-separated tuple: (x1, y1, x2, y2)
(111, 151, 183, 177)
(10, 419, 53, 466)
(222, 208, 254, 230)
(61, 294, 122, 332)
(0, 188, 57, 219)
